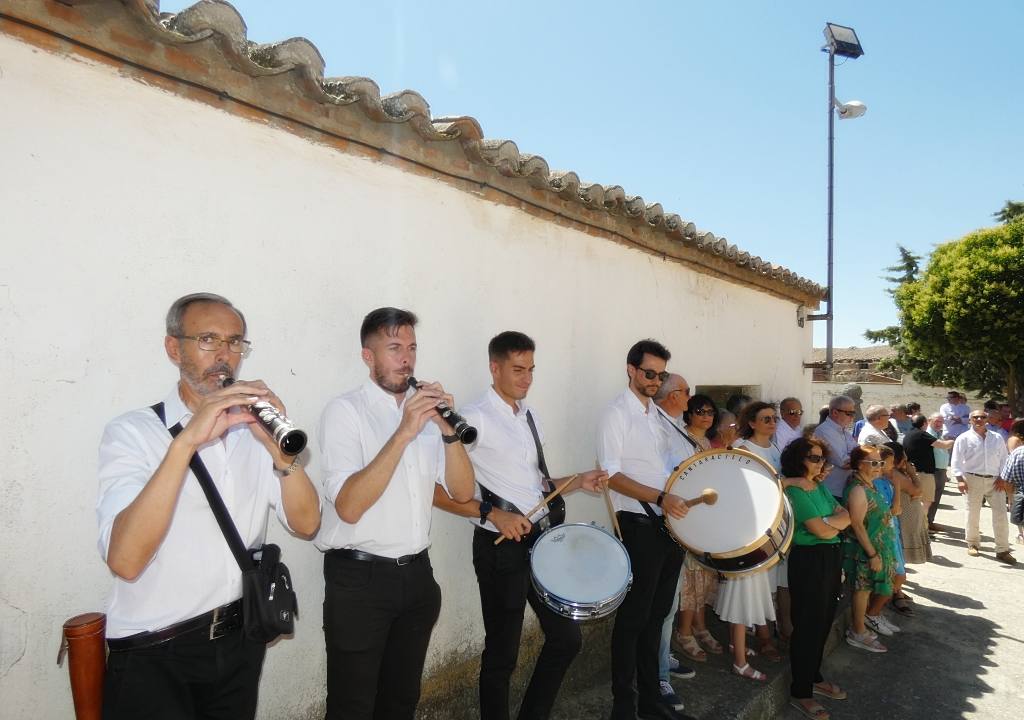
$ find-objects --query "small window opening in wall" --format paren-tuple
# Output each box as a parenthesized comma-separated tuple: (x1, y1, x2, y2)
(695, 385, 762, 414)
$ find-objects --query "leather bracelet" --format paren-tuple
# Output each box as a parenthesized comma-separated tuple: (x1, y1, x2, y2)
(441, 433, 460, 445)
(656, 491, 665, 507)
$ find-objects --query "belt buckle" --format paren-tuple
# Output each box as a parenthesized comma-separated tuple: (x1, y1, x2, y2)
(536, 516, 551, 533)
(396, 554, 413, 566)
(209, 605, 231, 641)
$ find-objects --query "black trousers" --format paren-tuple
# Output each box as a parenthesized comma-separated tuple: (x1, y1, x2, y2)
(323, 551, 442, 720)
(610, 513, 684, 719)
(787, 542, 843, 699)
(473, 526, 583, 720)
(102, 624, 266, 720)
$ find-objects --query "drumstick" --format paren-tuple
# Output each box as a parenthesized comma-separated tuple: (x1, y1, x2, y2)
(494, 474, 578, 546)
(682, 488, 719, 508)
(602, 481, 623, 542)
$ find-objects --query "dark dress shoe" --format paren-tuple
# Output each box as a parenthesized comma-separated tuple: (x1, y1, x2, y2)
(637, 700, 697, 720)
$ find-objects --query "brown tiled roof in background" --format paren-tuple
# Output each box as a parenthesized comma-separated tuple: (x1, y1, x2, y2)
(1, 0, 824, 304)
(811, 345, 898, 363)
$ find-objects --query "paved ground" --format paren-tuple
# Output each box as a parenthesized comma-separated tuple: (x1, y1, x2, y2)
(551, 479, 1024, 720)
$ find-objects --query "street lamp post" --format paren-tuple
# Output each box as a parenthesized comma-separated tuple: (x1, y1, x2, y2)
(807, 23, 865, 379)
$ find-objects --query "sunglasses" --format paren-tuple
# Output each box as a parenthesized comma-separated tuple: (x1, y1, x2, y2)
(692, 408, 715, 416)
(836, 409, 856, 417)
(970, 416, 988, 422)
(784, 409, 804, 416)
(757, 416, 778, 424)
(636, 367, 669, 382)
(805, 454, 825, 463)
(862, 460, 885, 468)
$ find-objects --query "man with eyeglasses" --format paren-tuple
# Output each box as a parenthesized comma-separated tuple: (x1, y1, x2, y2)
(775, 397, 804, 450)
(813, 395, 860, 500)
(951, 411, 1013, 563)
(857, 405, 894, 446)
(598, 340, 694, 720)
(96, 292, 321, 719)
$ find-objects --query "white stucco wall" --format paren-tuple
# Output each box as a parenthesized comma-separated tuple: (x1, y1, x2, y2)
(0, 33, 814, 719)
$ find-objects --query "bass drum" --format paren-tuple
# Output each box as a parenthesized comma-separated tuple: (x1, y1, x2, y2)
(664, 449, 793, 576)
(530, 523, 632, 621)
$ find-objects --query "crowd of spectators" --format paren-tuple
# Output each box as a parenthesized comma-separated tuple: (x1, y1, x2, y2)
(658, 389, 1023, 720)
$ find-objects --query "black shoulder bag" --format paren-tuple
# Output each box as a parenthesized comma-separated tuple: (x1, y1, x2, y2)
(152, 403, 297, 643)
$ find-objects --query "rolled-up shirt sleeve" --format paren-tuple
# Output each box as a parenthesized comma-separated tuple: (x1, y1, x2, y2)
(317, 397, 364, 505)
(950, 435, 967, 477)
(597, 405, 625, 478)
(96, 416, 157, 561)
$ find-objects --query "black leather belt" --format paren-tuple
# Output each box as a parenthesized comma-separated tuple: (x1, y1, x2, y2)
(617, 510, 660, 526)
(475, 513, 553, 543)
(330, 547, 429, 566)
(106, 599, 242, 651)
(967, 473, 995, 478)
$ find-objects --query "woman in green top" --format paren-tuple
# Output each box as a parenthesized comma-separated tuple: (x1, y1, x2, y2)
(843, 445, 897, 655)
(781, 437, 851, 720)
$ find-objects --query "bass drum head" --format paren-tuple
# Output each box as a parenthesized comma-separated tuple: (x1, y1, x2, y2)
(665, 449, 782, 556)
(530, 523, 631, 606)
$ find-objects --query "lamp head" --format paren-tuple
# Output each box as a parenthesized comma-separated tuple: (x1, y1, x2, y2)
(835, 99, 867, 119)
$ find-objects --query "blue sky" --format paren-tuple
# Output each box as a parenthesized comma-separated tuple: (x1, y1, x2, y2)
(162, 1, 1023, 348)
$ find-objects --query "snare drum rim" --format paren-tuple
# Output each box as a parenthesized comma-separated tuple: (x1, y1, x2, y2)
(697, 498, 796, 576)
(663, 448, 785, 561)
(529, 522, 633, 607)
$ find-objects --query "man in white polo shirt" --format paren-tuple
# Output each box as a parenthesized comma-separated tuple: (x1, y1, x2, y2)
(433, 330, 605, 720)
(951, 410, 1013, 564)
(599, 339, 693, 720)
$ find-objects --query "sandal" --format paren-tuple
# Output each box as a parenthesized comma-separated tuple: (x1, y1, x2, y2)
(813, 681, 847, 700)
(890, 596, 914, 617)
(694, 629, 723, 654)
(789, 698, 830, 720)
(671, 633, 707, 662)
(728, 643, 756, 659)
(732, 663, 767, 682)
(759, 641, 782, 662)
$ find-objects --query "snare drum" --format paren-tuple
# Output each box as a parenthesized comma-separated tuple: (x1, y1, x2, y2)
(664, 449, 793, 576)
(530, 523, 632, 621)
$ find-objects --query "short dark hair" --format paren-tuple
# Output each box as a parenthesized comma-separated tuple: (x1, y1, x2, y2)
(488, 331, 535, 361)
(166, 292, 246, 336)
(984, 400, 1000, 411)
(360, 307, 418, 346)
(1011, 418, 1024, 439)
(881, 441, 905, 464)
(907, 402, 921, 413)
(683, 394, 717, 426)
(626, 339, 670, 367)
(780, 436, 829, 479)
(910, 414, 928, 429)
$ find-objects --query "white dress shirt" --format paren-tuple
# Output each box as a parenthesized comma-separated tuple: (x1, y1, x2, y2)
(940, 401, 971, 439)
(654, 406, 697, 473)
(96, 386, 290, 638)
(460, 388, 548, 532)
(774, 420, 803, 451)
(858, 424, 891, 447)
(951, 428, 1009, 478)
(316, 378, 447, 557)
(597, 389, 672, 516)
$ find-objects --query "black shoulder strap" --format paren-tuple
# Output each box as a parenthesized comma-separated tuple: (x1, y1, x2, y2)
(524, 410, 551, 479)
(151, 403, 254, 572)
(657, 407, 700, 451)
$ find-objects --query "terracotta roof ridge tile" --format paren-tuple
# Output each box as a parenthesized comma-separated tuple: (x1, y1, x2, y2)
(12, 0, 823, 300)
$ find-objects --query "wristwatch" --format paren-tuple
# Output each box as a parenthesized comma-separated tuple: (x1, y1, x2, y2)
(479, 500, 493, 526)
(442, 433, 460, 444)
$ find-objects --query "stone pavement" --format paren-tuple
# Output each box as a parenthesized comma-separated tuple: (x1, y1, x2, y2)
(550, 479, 1024, 720)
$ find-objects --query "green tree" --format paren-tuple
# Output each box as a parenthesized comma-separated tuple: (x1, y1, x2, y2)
(994, 200, 1024, 224)
(880, 245, 921, 295)
(865, 218, 1024, 409)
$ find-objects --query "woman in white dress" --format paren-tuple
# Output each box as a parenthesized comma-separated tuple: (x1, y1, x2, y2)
(716, 401, 782, 680)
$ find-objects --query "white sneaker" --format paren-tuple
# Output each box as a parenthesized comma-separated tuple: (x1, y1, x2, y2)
(845, 629, 887, 653)
(879, 614, 901, 633)
(864, 614, 892, 636)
